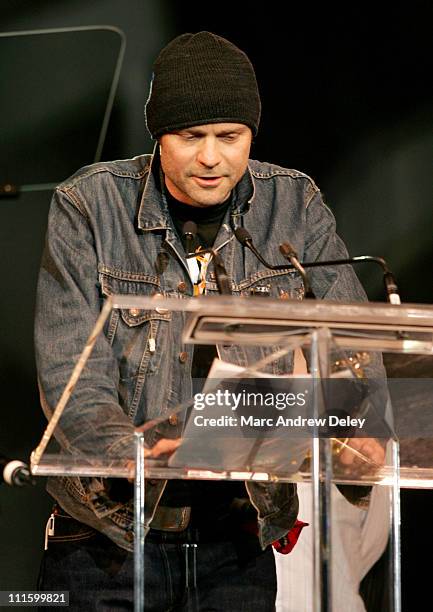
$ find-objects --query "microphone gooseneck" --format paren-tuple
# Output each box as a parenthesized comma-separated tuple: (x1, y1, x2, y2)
(234, 227, 401, 304)
(286, 253, 401, 305)
(235, 228, 315, 298)
(279, 242, 316, 299)
(234, 228, 271, 268)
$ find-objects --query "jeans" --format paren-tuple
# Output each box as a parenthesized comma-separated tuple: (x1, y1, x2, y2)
(37, 510, 277, 611)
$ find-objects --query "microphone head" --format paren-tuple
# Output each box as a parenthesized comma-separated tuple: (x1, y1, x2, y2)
(234, 227, 252, 245)
(279, 242, 298, 259)
(182, 221, 197, 237)
(2, 459, 32, 487)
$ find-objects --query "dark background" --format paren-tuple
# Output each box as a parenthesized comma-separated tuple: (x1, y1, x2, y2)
(0, 1, 432, 608)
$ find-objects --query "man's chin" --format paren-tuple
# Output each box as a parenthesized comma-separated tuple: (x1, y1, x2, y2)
(192, 200, 226, 208)
(189, 188, 231, 207)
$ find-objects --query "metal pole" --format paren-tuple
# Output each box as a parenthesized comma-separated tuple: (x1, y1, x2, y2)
(134, 432, 145, 612)
(311, 328, 333, 612)
(390, 439, 401, 612)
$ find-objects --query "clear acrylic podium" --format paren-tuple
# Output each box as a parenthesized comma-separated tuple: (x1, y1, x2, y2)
(31, 295, 433, 611)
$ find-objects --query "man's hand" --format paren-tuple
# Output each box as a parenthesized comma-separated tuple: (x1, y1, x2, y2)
(126, 437, 182, 481)
(143, 438, 181, 458)
(134, 421, 182, 458)
(337, 437, 386, 472)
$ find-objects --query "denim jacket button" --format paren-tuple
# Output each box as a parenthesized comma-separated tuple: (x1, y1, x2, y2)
(153, 292, 169, 314)
(178, 351, 188, 363)
(124, 531, 134, 543)
(177, 281, 187, 293)
(129, 308, 140, 317)
(168, 413, 178, 426)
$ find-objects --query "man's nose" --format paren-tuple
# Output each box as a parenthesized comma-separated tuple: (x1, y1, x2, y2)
(196, 138, 222, 167)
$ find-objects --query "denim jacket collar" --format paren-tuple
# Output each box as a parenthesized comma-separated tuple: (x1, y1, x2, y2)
(137, 144, 171, 232)
(232, 164, 256, 216)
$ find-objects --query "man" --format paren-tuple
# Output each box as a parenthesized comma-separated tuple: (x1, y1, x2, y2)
(36, 32, 384, 610)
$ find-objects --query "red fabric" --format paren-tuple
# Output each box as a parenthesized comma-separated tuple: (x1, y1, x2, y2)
(241, 518, 308, 554)
(272, 519, 309, 554)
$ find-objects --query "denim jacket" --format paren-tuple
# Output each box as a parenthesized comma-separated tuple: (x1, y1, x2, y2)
(35, 150, 370, 552)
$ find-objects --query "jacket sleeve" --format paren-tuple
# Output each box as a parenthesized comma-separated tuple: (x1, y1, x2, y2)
(303, 186, 391, 417)
(302, 188, 392, 502)
(34, 188, 135, 458)
(303, 189, 368, 303)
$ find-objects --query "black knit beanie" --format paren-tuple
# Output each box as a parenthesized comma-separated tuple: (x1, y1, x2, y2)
(145, 31, 261, 138)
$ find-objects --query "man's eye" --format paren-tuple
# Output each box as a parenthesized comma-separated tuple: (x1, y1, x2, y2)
(222, 134, 237, 142)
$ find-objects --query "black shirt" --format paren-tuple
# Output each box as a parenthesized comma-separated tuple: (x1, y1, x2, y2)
(160, 192, 247, 516)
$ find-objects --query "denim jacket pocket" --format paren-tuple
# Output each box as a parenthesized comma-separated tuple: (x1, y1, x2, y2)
(98, 266, 172, 424)
(229, 271, 302, 375)
(46, 514, 96, 544)
(243, 270, 305, 300)
(270, 272, 305, 301)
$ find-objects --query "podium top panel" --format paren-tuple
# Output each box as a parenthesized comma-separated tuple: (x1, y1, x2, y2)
(111, 295, 433, 353)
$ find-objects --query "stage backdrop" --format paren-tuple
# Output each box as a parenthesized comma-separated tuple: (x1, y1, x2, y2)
(0, 2, 431, 609)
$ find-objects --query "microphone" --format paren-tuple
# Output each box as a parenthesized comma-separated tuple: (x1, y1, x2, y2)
(209, 250, 232, 295)
(279, 242, 316, 298)
(234, 227, 401, 304)
(281, 251, 401, 305)
(381, 271, 401, 305)
(235, 227, 271, 268)
(182, 222, 232, 295)
(235, 228, 315, 298)
(1, 453, 35, 487)
(182, 220, 197, 256)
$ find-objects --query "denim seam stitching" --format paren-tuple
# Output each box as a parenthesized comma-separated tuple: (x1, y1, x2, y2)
(251, 168, 319, 186)
(58, 189, 89, 220)
(128, 319, 159, 420)
(105, 309, 120, 346)
(237, 269, 298, 290)
(48, 531, 95, 542)
(59, 163, 150, 189)
(99, 264, 161, 285)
